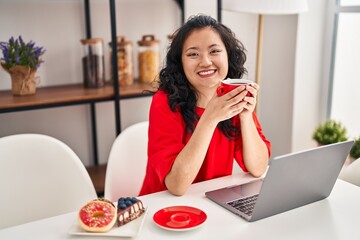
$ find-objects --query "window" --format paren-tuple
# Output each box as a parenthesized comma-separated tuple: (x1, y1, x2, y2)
(328, 1, 360, 138)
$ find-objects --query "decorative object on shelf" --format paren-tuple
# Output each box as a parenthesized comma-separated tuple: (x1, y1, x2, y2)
(350, 137, 360, 162)
(80, 38, 105, 88)
(109, 36, 134, 86)
(312, 119, 348, 146)
(222, 0, 308, 112)
(0, 36, 45, 96)
(137, 35, 160, 83)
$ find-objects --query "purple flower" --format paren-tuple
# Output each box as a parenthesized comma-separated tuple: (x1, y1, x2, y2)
(19, 36, 25, 47)
(9, 37, 14, 45)
(0, 35, 45, 69)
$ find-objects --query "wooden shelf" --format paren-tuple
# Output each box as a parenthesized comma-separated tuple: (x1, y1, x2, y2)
(0, 81, 156, 113)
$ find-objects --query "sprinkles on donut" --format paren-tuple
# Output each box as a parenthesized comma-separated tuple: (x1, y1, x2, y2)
(78, 198, 117, 233)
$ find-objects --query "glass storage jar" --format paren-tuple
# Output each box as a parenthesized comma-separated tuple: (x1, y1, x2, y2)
(109, 36, 134, 86)
(80, 38, 105, 88)
(137, 35, 160, 83)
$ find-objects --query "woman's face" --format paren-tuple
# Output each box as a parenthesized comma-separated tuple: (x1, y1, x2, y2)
(181, 27, 228, 94)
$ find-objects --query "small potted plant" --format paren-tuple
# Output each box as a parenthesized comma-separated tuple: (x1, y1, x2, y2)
(312, 119, 348, 146)
(350, 137, 360, 162)
(0, 36, 45, 96)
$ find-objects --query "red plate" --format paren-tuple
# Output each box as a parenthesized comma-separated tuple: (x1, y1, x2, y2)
(153, 206, 207, 231)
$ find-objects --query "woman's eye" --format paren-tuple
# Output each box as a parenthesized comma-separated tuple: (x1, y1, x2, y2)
(210, 49, 222, 54)
(186, 52, 199, 57)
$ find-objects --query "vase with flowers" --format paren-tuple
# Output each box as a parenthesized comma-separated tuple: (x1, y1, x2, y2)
(0, 36, 45, 96)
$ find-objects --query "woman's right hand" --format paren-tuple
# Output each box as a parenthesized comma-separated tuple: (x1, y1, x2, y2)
(203, 86, 249, 124)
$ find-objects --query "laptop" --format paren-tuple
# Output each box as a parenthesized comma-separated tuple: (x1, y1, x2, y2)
(205, 140, 354, 222)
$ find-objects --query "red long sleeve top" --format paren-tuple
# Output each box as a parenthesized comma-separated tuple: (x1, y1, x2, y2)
(139, 90, 271, 196)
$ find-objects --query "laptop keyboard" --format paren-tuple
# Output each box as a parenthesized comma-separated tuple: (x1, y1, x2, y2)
(227, 194, 259, 216)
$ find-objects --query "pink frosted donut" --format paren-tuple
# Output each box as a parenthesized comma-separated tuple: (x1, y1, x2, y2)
(78, 198, 117, 232)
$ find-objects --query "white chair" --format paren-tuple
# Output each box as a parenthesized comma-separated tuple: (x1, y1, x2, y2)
(0, 134, 97, 229)
(104, 121, 149, 202)
(339, 159, 360, 187)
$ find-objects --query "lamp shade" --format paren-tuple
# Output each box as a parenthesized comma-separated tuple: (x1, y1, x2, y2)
(223, 0, 308, 15)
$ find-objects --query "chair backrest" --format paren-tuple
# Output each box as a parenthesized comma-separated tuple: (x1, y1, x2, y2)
(104, 121, 149, 202)
(0, 134, 97, 229)
(339, 159, 360, 187)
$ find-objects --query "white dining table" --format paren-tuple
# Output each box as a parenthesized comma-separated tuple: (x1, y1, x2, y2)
(1, 172, 360, 240)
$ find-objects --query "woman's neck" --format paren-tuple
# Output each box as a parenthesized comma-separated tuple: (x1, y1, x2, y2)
(196, 89, 215, 108)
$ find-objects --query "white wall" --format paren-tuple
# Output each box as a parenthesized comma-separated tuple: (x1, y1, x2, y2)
(292, 0, 328, 152)
(0, 0, 329, 165)
(260, 15, 298, 156)
(184, 0, 217, 19)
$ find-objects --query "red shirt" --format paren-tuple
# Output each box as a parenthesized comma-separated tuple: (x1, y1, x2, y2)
(139, 90, 271, 195)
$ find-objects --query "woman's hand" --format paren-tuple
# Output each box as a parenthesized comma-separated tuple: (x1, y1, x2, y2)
(203, 85, 249, 124)
(239, 83, 259, 118)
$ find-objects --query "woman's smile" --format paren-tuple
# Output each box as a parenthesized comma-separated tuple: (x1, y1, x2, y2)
(198, 69, 217, 77)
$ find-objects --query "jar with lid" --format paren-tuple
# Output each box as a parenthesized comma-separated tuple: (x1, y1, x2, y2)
(137, 35, 160, 83)
(80, 38, 105, 88)
(109, 36, 134, 86)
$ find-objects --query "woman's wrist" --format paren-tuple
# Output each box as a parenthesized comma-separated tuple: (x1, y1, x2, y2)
(198, 114, 219, 131)
(239, 113, 253, 124)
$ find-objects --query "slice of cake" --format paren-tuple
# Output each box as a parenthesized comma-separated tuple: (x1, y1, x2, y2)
(117, 197, 145, 226)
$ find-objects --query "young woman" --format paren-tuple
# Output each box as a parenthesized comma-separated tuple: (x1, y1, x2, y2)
(139, 15, 271, 196)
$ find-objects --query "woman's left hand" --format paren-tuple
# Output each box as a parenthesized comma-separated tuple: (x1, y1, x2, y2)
(239, 83, 259, 117)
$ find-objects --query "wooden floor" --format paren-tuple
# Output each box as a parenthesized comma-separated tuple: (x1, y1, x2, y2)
(86, 164, 107, 197)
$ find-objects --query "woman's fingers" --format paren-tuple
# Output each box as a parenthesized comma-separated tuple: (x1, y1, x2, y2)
(246, 83, 259, 98)
(243, 96, 256, 105)
(223, 85, 246, 101)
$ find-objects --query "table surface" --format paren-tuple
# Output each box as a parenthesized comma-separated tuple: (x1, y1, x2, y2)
(1, 172, 360, 240)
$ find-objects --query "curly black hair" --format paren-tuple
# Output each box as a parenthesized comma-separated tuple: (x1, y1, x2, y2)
(158, 14, 247, 139)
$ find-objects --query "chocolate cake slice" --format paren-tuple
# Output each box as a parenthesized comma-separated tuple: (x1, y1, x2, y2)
(117, 197, 145, 226)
